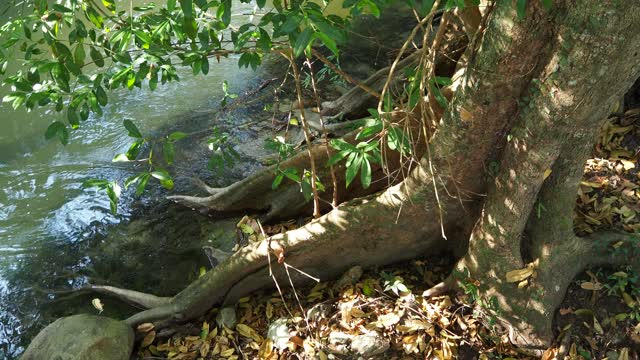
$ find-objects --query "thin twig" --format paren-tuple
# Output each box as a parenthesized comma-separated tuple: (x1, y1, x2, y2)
(259, 220, 295, 318)
(287, 51, 322, 218)
(305, 56, 339, 208)
(418, 10, 450, 240)
(376, 2, 442, 115)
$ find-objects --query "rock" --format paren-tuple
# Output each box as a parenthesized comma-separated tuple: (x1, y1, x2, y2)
(216, 306, 237, 329)
(350, 333, 389, 358)
(306, 303, 333, 322)
(267, 318, 290, 350)
(21, 314, 133, 360)
(202, 246, 232, 268)
(327, 331, 353, 355)
(328, 331, 353, 345)
(333, 266, 363, 290)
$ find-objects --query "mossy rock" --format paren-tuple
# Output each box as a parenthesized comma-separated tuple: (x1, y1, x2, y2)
(21, 314, 133, 360)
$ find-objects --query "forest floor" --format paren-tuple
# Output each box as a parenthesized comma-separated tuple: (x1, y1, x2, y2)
(131, 104, 640, 359)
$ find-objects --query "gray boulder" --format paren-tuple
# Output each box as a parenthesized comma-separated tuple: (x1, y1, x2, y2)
(21, 314, 133, 360)
(350, 333, 390, 358)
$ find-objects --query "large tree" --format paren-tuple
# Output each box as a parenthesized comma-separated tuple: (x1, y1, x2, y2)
(3, 0, 640, 354)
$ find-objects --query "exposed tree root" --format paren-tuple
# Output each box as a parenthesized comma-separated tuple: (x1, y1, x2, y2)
(168, 109, 429, 221)
(89, 285, 172, 309)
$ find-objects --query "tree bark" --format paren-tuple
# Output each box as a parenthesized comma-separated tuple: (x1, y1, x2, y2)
(442, 0, 640, 353)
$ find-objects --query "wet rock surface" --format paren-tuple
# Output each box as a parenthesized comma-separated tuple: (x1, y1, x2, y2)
(21, 314, 133, 360)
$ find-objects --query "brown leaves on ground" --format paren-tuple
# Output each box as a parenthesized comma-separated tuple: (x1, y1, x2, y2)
(575, 108, 640, 235)
(136, 258, 534, 359)
(556, 268, 640, 360)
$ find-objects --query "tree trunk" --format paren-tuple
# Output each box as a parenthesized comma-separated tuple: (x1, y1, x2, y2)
(441, 0, 640, 353)
(88, 0, 640, 353)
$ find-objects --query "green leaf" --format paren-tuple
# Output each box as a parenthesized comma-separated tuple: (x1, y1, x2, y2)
(112, 153, 130, 162)
(160, 179, 174, 190)
(180, 0, 193, 17)
(95, 86, 108, 106)
(107, 182, 121, 214)
(355, 119, 383, 140)
(361, 158, 372, 188)
(67, 108, 80, 128)
(327, 149, 351, 166)
(301, 175, 313, 201)
(90, 46, 104, 67)
(330, 139, 357, 151)
(124, 173, 144, 188)
(313, 32, 338, 57)
(429, 82, 448, 108)
(294, 28, 314, 57)
(123, 119, 142, 138)
(151, 169, 172, 181)
(136, 173, 151, 195)
(168, 131, 187, 141)
(149, 72, 158, 91)
(220, 0, 232, 26)
(85, 7, 104, 29)
(278, 15, 301, 35)
(0, 60, 7, 75)
(82, 179, 110, 189)
(272, 173, 285, 189)
(387, 127, 410, 154)
(134, 30, 153, 47)
(201, 57, 209, 75)
(238, 223, 254, 235)
(45, 121, 69, 145)
(102, 0, 116, 12)
(516, 0, 527, 19)
(168, 0, 177, 11)
(433, 76, 452, 86)
(53, 42, 72, 59)
(346, 154, 362, 188)
(74, 44, 86, 67)
(417, 0, 435, 16)
(163, 142, 175, 164)
(52, 4, 73, 12)
(126, 71, 136, 89)
(282, 167, 300, 182)
(126, 139, 144, 160)
(58, 127, 69, 145)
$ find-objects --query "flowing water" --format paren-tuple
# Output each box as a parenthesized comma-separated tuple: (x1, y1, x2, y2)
(0, 2, 260, 357)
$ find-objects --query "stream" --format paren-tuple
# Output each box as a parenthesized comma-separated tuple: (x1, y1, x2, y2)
(0, 2, 262, 357)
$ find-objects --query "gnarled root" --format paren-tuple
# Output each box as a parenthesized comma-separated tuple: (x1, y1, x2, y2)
(89, 285, 172, 309)
(168, 111, 426, 221)
(128, 164, 469, 327)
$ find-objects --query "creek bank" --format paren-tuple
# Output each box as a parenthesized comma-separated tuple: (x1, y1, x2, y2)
(18, 5, 421, 357)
